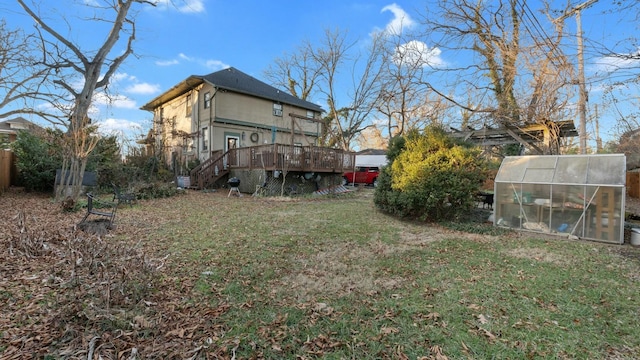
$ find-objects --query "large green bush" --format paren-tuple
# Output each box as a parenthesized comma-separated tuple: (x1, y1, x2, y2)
(11, 129, 63, 192)
(374, 126, 486, 221)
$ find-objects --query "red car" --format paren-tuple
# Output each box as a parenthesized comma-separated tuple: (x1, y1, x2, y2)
(342, 166, 380, 187)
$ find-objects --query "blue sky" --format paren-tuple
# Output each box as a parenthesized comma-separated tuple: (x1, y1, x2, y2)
(2, 0, 638, 148)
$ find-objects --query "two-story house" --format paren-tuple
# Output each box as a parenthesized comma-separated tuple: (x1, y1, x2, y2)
(141, 67, 354, 193)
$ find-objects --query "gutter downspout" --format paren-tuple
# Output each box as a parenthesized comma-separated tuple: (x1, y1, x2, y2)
(209, 87, 220, 157)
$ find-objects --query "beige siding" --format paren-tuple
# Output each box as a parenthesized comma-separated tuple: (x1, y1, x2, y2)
(152, 82, 321, 167)
(153, 90, 197, 169)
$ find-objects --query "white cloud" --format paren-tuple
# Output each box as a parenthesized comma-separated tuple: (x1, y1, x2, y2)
(394, 40, 446, 68)
(593, 49, 640, 74)
(125, 83, 160, 95)
(381, 3, 415, 35)
(112, 96, 137, 109)
(156, 59, 179, 66)
(111, 72, 136, 83)
(97, 118, 142, 135)
(154, 0, 206, 14)
(205, 59, 230, 71)
(177, 0, 205, 14)
(178, 53, 192, 61)
(93, 93, 137, 109)
(169, 52, 229, 71)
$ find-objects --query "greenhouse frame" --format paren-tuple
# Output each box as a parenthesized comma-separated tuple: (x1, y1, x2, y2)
(494, 154, 626, 244)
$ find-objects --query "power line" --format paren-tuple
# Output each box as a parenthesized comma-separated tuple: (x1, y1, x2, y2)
(515, 0, 569, 71)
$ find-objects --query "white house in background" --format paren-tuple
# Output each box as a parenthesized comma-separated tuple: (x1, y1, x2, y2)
(355, 149, 387, 168)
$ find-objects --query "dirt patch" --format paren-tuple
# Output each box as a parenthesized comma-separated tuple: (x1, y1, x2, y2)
(280, 243, 374, 300)
(504, 247, 568, 265)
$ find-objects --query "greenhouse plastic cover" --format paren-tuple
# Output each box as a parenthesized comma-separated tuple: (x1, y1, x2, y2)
(495, 154, 626, 186)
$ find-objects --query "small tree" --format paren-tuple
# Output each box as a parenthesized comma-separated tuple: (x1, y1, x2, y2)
(374, 126, 485, 221)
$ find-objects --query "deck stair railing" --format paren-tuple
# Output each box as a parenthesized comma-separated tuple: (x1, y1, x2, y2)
(189, 150, 228, 189)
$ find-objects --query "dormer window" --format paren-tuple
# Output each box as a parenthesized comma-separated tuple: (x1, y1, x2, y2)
(273, 103, 283, 117)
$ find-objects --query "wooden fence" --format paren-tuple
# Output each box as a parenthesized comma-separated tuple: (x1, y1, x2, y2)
(627, 172, 640, 199)
(0, 149, 14, 192)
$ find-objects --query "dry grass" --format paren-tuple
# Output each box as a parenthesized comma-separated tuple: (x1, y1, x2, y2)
(1, 188, 640, 359)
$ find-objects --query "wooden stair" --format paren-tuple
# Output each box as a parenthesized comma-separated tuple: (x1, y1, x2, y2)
(189, 150, 230, 190)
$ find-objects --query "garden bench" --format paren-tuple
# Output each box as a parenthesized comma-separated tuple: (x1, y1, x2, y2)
(79, 193, 117, 227)
(112, 183, 136, 206)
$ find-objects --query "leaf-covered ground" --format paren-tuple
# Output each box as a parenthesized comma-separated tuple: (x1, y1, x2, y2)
(1, 188, 639, 359)
(0, 190, 233, 358)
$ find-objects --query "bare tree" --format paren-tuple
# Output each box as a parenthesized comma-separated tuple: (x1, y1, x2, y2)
(416, 0, 578, 154)
(355, 126, 388, 150)
(423, 0, 522, 126)
(376, 33, 445, 137)
(0, 20, 61, 122)
(263, 45, 322, 101)
(311, 29, 387, 150)
(17, 0, 155, 202)
(265, 28, 387, 151)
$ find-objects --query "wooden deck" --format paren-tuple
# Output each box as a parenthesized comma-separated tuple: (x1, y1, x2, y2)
(190, 144, 355, 189)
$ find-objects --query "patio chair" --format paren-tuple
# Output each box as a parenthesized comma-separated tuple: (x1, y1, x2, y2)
(112, 183, 136, 207)
(79, 193, 117, 227)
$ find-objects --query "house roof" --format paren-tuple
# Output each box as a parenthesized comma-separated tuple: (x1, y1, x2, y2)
(0, 117, 42, 134)
(357, 148, 387, 155)
(141, 67, 323, 113)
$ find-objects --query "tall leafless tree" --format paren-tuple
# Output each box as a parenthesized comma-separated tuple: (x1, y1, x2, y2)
(417, 0, 576, 154)
(17, 0, 155, 202)
(312, 29, 387, 150)
(265, 28, 387, 151)
(263, 44, 322, 102)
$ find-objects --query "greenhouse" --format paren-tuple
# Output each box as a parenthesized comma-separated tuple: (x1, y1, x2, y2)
(494, 154, 626, 244)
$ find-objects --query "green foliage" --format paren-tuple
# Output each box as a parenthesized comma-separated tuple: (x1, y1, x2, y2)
(135, 181, 185, 200)
(501, 143, 522, 156)
(386, 134, 406, 162)
(374, 126, 486, 221)
(89, 136, 123, 187)
(11, 129, 63, 192)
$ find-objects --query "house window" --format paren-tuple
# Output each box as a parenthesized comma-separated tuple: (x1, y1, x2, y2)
(306, 110, 314, 119)
(273, 103, 283, 117)
(186, 94, 192, 116)
(202, 127, 208, 151)
(204, 92, 211, 109)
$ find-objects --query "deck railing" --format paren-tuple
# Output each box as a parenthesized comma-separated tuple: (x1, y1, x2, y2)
(189, 144, 356, 189)
(230, 144, 355, 173)
(190, 144, 355, 189)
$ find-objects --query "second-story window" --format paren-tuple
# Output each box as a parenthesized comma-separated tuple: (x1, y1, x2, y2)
(204, 92, 211, 109)
(186, 94, 192, 116)
(202, 127, 208, 151)
(273, 103, 283, 117)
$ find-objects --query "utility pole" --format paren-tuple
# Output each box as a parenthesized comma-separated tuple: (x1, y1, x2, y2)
(556, 0, 598, 154)
(594, 104, 602, 152)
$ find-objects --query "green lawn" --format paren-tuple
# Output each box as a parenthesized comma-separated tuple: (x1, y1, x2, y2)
(127, 189, 640, 359)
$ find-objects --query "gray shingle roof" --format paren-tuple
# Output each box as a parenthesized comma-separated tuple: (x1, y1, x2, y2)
(0, 117, 41, 133)
(198, 67, 323, 113)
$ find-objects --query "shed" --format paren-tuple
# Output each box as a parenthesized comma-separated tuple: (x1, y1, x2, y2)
(494, 154, 626, 244)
